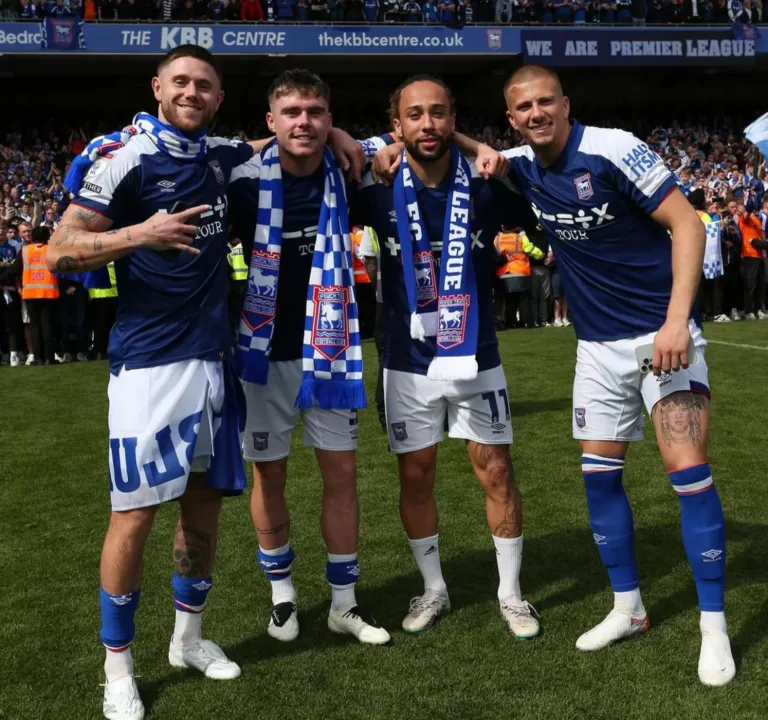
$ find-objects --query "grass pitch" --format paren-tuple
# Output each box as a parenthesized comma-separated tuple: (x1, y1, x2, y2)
(1, 321, 767, 720)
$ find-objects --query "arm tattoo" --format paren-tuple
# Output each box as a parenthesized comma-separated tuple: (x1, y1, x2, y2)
(55, 256, 83, 272)
(93, 238, 103, 251)
(106, 229, 119, 235)
(73, 207, 99, 227)
(255, 523, 289, 536)
(657, 392, 707, 448)
(173, 524, 213, 578)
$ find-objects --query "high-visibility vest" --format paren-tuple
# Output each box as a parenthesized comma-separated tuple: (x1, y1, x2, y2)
(227, 242, 248, 281)
(21, 243, 59, 299)
(739, 214, 764, 259)
(88, 262, 118, 299)
(351, 231, 371, 284)
(495, 232, 536, 278)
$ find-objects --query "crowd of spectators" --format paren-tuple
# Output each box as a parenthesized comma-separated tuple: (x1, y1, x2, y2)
(0, 117, 766, 367)
(0, 0, 763, 25)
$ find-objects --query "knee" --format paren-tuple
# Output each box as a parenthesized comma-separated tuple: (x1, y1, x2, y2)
(399, 460, 435, 502)
(253, 461, 287, 495)
(109, 507, 156, 540)
(480, 457, 514, 503)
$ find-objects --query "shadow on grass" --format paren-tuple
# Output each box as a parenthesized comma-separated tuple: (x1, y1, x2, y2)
(138, 519, 763, 712)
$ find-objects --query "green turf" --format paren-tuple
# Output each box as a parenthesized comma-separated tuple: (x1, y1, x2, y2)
(1, 322, 767, 720)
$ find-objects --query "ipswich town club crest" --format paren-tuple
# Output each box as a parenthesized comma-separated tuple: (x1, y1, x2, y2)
(573, 173, 594, 201)
(414, 251, 437, 307)
(311, 286, 350, 362)
(575, 407, 586, 429)
(487, 29, 502, 50)
(208, 159, 225, 185)
(437, 294, 470, 350)
(241, 250, 280, 332)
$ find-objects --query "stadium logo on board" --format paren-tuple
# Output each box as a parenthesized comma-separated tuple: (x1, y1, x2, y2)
(574, 173, 594, 201)
(414, 251, 437, 307)
(487, 30, 502, 50)
(241, 250, 279, 331)
(208, 159, 225, 185)
(437, 294, 470, 350)
(575, 407, 586, 428)
(311, 286, 350, 361)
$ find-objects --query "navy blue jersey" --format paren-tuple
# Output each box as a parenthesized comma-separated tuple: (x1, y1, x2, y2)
(351, 163, 535, 375)
(228, 155, 329, 362)
(73, 134, 253, 373)
(503, 121, 679, 342)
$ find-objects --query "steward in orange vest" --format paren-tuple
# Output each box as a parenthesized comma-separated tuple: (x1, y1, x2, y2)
(21, 242, 59, 300)
(351, 229, 372, 285)
(494, 229, 544, 294)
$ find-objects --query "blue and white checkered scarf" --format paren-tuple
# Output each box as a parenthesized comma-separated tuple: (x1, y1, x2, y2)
(64, 112, 206, 195)
(234, 140, 365, 411)
(703, 218, 723, 280)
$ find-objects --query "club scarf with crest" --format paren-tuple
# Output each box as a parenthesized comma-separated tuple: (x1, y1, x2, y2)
(234, 140, 365, 411)
(394, 143, 478, 381)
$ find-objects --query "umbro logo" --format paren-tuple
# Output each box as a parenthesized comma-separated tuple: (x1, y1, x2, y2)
(389, 210, 397, 223)
(701, 549, 723, 561)
(592, 533, 607, 545)
(109, 595, 133, 606)
(157, 180, 176, 193)
(192, 580, 212, 592)
(260, 560, 279, 568)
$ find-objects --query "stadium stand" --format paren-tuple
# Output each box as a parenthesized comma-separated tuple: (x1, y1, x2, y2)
(0, 116, 765, 365)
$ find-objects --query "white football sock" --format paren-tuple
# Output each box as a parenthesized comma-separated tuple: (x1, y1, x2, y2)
(700, 610, 727, 633)
(493, 534, 523, 602)
(173, 605, 204, 647)
(104, 647, 134, 682)
(408, 534, 447, 593)
(614, 588, 644, 614)
(261, 543, 297, 605)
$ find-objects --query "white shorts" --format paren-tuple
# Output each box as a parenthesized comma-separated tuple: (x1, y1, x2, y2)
(572, 320, 710, 442)
(108, 359, 226, 511)
(21, 299, 30, 325)
(384, 364, 514, 454)
(242, 360, 358, 462)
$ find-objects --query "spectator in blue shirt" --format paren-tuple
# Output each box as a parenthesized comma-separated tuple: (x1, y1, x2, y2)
(540, 0, 554, 21)
(439, 0, 455, 20)
(362, 0, 379, 18)
(463, 0, 473, 20)
(553, 0, 572, 19)
(276, 0, 295, 18)
(616, 0, 632, 18)
(422, 0, 438, 18)
(207, 0, 226, 20)
(48, 0, 72, 16)
(572, 0, 587, 21)
(20, 0, 40, 18)
(403, 0, 422, 17)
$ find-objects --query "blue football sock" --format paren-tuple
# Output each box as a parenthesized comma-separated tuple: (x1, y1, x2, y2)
(259, 543, 297, 605)
(669, 463, 725, 612)
(100, 587, 141, 651)
(582, 454, 639, 592)
(326, 553, 359, 610)
(172, 574, 212, 613)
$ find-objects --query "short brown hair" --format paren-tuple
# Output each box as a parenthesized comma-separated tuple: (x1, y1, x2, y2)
(157, 44, 222, 85)
(267, 69, 331, 107)
(388, 74, 455, 125)
(503, 65, 563, 100)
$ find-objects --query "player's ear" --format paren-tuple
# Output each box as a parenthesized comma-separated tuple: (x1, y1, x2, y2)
(151, 76, 161, 103)
(505, 110, 518, 132)
(328, 111, 333, 129)
(450, 113, 456, 134)
(266, 111, 275, 134)
(563, 95, 571, 120)
(392, 117, 403, 140)
(215, 89, 225, 112)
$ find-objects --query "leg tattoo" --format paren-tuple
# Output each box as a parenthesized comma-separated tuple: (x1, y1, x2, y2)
(173, 523, 213, 578)
(657, 392, 707, 449)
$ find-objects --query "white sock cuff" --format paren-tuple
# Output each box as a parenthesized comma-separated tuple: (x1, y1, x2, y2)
(260, 542, 291, 556)
(492, 534, 523, 547)
(328, 552, 358, 563)
(408, 534, 439, 548)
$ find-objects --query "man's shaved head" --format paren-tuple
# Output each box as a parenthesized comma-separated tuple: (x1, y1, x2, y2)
(503, 65, 563, 101)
